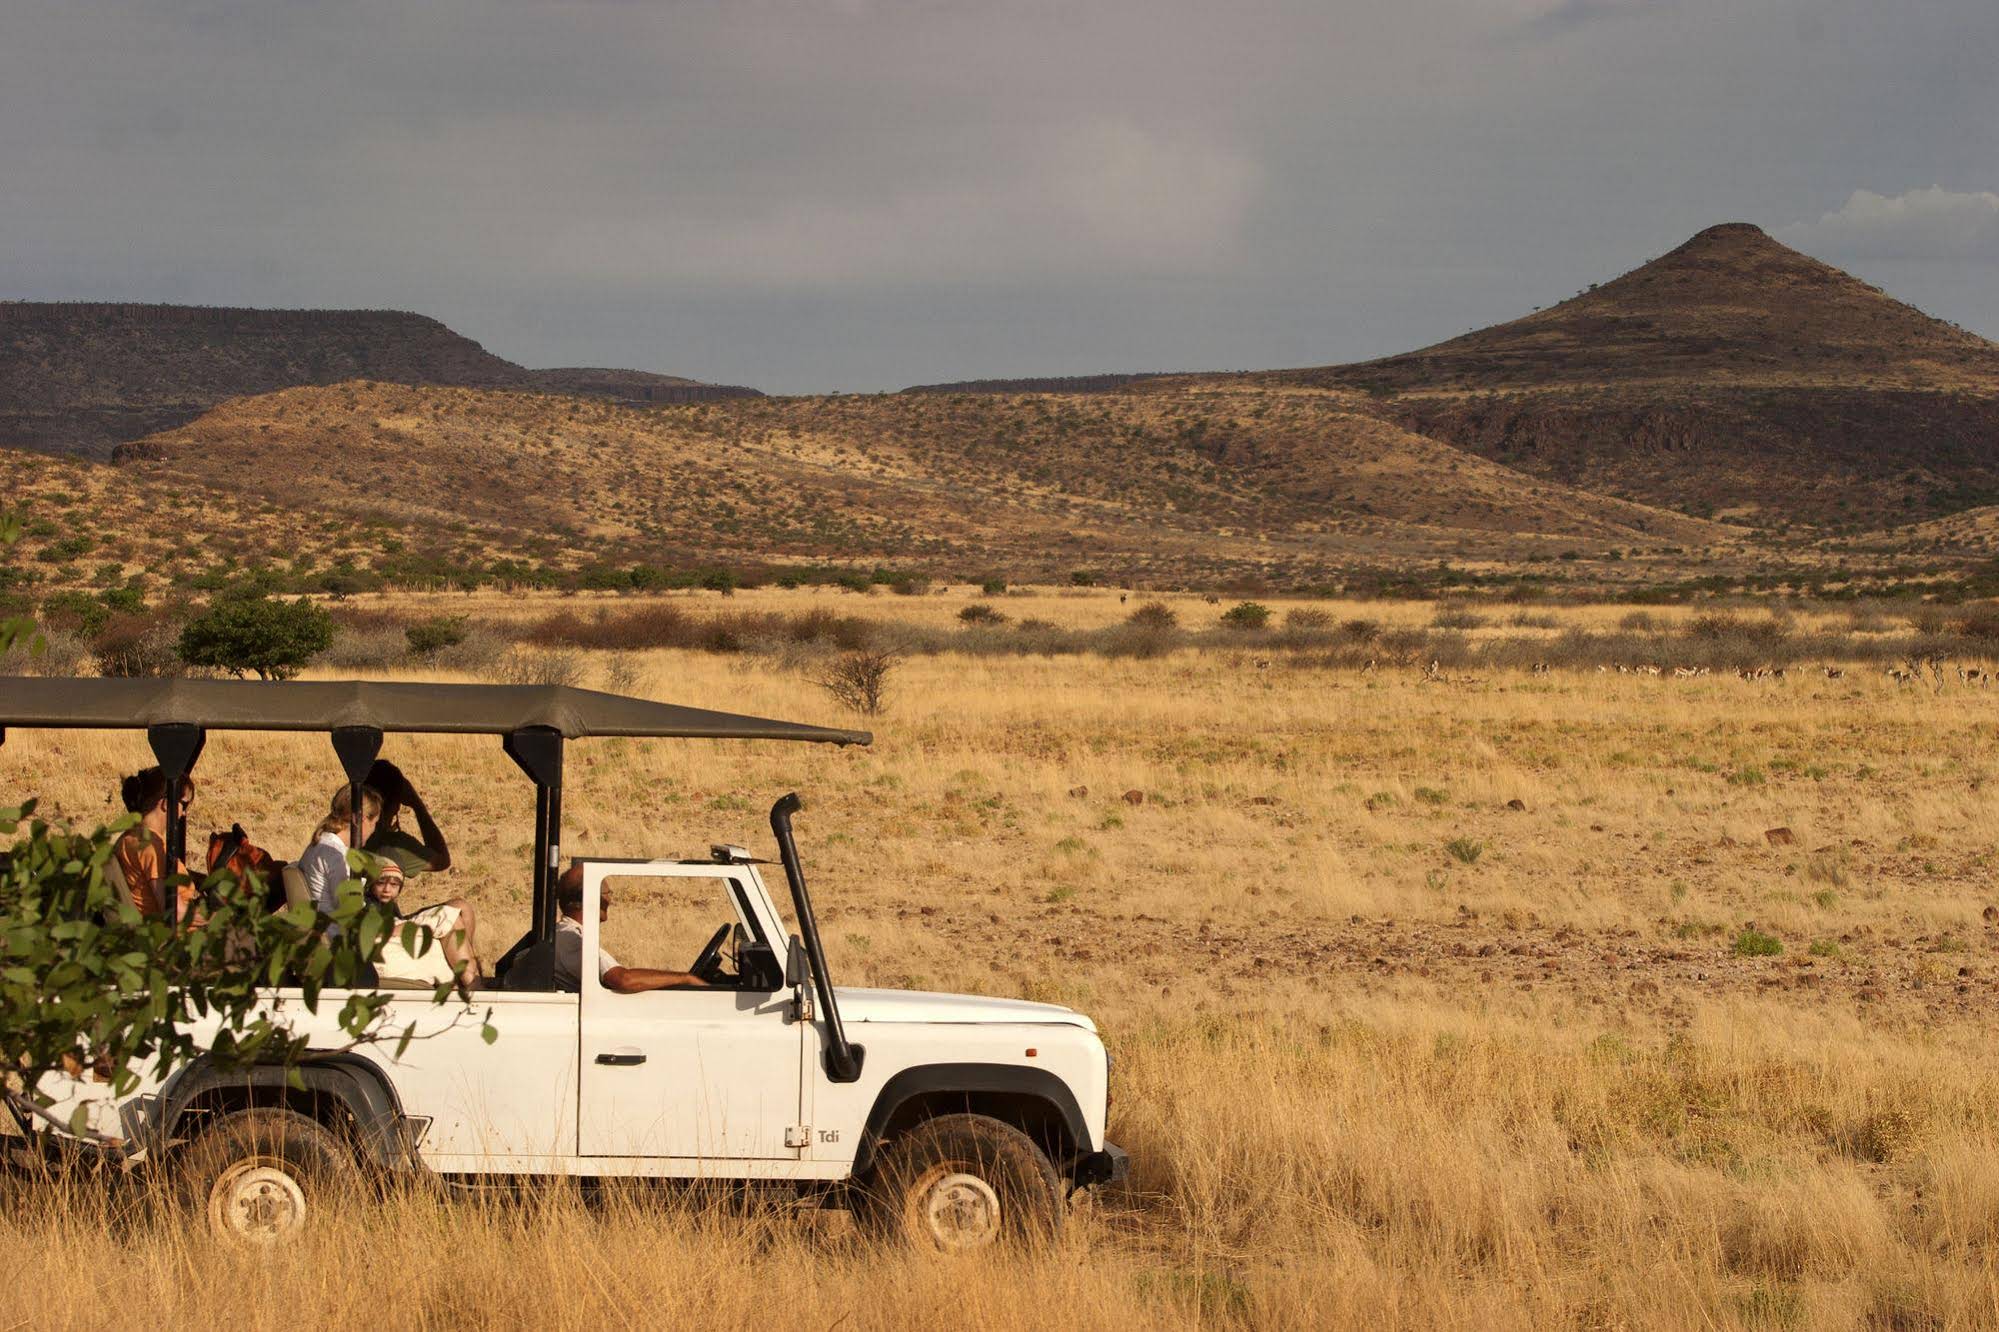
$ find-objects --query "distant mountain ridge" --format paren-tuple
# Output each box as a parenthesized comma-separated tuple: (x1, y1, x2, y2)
(0, 300, 758, 460)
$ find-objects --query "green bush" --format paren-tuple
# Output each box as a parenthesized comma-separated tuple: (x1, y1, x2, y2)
(958, 603, 1007, 626)
(178, 594, 334, 680)
(39, 589, 110, 637)
(1733, 928, 1783, 958)
(405, 615, 469, 658)
(1219, 601, 1271, 630)
(1444, 837, 1484, 865)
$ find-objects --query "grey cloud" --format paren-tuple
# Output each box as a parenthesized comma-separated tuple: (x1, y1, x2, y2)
(1779, 187, 1999, 262)
(2, 0, 1996, 392)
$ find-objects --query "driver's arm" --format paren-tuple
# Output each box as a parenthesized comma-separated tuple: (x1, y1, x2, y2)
(601, 966, 708, 994)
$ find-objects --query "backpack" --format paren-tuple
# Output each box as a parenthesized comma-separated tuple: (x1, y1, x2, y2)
(206, 824, 288, 914)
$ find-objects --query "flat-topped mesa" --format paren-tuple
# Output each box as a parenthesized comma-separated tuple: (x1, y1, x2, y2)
(0, 300, 761, 459)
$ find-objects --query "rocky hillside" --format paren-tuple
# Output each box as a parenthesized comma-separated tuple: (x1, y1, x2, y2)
(1258, 225, 1999, 529)
(0, 302, 758, 460)
(98, 379, 1728, 589)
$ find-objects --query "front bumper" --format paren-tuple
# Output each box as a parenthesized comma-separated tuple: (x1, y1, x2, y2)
(1071, 1143, 1130, 1188)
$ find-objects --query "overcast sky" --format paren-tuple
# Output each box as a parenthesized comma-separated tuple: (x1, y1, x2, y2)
(3, 0, 1996, 392)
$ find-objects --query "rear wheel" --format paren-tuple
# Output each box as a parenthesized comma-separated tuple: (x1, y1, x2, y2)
(857, 1113, 1062, 1250)
(178, 1108, 356, 1245)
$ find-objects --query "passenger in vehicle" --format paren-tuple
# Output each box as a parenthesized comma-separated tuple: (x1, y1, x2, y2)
(551, 862, 707, 993)
(362, 760, 451, 877)
(296, 783, 385, 917)
(114, 766, 198, 920)
(368, 858, 482, 988)
(298, 783, 481, 986)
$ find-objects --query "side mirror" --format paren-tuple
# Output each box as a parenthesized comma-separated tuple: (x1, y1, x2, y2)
(785, 934, 806, 988)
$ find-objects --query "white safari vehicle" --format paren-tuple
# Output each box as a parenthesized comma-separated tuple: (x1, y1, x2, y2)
(1, 679, 1126, 1248)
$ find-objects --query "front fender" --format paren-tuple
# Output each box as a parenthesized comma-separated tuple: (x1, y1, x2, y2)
(155, 1052, 420, 1168)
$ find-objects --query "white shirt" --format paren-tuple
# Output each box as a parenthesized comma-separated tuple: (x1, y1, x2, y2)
(297, 831, 352, 917)
(553, 916, 619, 991)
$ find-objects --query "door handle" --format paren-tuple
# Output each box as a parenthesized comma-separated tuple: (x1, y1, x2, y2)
(595, 1050, 647, 1066)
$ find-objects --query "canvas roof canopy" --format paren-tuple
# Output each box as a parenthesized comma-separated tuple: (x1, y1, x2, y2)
(0, 677, 872, 746)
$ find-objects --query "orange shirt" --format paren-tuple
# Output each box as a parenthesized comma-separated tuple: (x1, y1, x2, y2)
(115, 829, 195, 919)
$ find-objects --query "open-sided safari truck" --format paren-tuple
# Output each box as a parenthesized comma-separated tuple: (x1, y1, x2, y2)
(0, 678, 1125, 1247)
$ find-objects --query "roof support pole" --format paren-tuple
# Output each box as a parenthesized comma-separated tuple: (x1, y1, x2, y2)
(503, 727, 564, 943)
(145, 723, 206, 926)
(331, 726, 384, 852)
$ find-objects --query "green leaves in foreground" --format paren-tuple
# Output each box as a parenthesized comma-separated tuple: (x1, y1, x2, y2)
(0, 801, 491, 1132)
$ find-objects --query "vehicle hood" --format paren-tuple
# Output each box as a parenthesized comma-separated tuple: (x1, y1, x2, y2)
(831, 987, 1096, 1031)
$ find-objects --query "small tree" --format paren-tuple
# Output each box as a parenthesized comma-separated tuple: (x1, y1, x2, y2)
(819, 648, 899, 716)
(1126, 601, 1178, 630)
(178, 593, 334, 680)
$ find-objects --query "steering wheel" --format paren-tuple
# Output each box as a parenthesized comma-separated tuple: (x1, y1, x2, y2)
(689, 924, 732, 983)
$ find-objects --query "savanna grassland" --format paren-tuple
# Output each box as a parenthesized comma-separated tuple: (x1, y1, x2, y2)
(5, 587, 1999, 1329)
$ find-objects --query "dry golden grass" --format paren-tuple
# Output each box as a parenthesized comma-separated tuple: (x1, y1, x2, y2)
(7, 588, 1999, 1328)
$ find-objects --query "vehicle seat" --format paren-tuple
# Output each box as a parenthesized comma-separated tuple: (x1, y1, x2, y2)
(281, 864, 311, 911)
(101, 856, 132, 923)
(499, 937, 558, 992)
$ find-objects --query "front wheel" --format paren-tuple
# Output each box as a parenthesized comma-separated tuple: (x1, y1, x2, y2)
(855, 1113, 1063, 1250)
(178, 1108, 357, 1245)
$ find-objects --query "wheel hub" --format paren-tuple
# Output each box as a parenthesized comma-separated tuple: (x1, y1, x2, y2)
(915, 1170, 1002, 1250)
(209, 1161, 307, 1243)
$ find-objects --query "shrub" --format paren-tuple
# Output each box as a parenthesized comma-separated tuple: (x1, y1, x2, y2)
(405, 615, 469, 658)
(891, 576, 932, 597)
(1340, 618, 1381, 643)
(177, 594, 334, 680)
(1098, 623, 1179, 659)
(432, 626, 508, 674)
(1431, 603, 1487, 630)
(1069, 570, 1097, 587)
(819, 648, 899, 716)
(39, 590, 110, 638)
(92, 615, 184, 678)
(981, 579, 1007, 596)
(494, 646, 585, 687)
(1620, 610, 1658, 632)
(1733, 928, 1783, 958)
(1285, 607, 1333, 631)
(1444, 837, 1484, 865)
(600, 654, 645, 695)
(1127, 602, 1179, 630)
(319, 628, 409, 672)
(958, 603, 1007, 626)
(1219, 602, 1271, 630)
(1, 629, 89, 678)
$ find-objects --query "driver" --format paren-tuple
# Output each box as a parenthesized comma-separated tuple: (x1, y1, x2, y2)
(551, 862, 709, 993)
